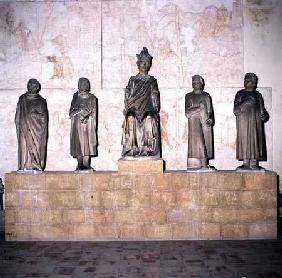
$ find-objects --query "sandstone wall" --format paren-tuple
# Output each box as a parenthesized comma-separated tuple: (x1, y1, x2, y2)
(5, 171, 277, 240)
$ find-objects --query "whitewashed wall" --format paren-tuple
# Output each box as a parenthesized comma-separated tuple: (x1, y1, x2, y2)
(0, 0, 279, 179)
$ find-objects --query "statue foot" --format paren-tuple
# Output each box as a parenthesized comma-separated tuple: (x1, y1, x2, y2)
(33, 168, 43, 172)
(76, 166, 94, 172)
(76, 165, 88, 170)
(236, 164, 251, 171)
(202, 165, 217, 171)
(237, 164, 250, 169)
(126, 150, 133, 156)
(140, 149, 154, 156)
(186, 166, 202, 171)
(17, 168, 43, 174)
(237, 164, 265, 171)
(20, 167, 42, 171)
(124, 148, 139, 157)
(133, 149, 141, 156)
(140, 151, 147, 156)
(250, 165, 265, 171)
(187, 165, 216, 172)
(146, 150, 155, 156)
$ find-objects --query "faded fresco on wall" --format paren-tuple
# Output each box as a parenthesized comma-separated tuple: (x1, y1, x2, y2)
(0, 1, 101, 89)
(102, 0, 244, 88)
(0, 0, 275, 176)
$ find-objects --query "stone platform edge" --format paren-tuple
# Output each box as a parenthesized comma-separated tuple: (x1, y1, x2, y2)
(4, 170, 277, 241)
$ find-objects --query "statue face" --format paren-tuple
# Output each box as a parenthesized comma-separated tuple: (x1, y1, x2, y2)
(244, 77, 256, 90)
(78, 78, 90, 92)
(138, 59, 150, 73)
(192, 78, 203, 90)
(27, 79, 40, 94)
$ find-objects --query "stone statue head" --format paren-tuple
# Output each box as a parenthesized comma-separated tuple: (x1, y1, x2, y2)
(78, 77, 91, 92)
(27, 79, 41, 94)
(244, 73, 258, 91)
(192, 75, 205, 91)
(136, 47, 153, 73)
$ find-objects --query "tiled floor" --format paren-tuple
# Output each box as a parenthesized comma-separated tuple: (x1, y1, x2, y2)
(0, 212, 282, 278)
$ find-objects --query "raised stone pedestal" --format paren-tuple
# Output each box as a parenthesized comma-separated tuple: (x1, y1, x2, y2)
(4, 171, 277, 241)
(118, 158, 164, 174)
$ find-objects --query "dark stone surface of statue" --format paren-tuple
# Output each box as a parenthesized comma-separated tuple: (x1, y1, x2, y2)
(0, 178, 4, 211)
(15, 79, 48, 172)
(121, 47, 161, 158)
(70, 78, 97, 171)
(234, 73, 269, 171)
(185, 75, 215, 170)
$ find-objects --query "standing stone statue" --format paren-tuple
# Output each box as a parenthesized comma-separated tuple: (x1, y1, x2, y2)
(0, 178, 4, 211)
(185, 75, 215, 170)
(234, 73, 269, 170)
(121, 47, 161, 158)
(70, 78, 97, 171)
(15, 79, 48, 172)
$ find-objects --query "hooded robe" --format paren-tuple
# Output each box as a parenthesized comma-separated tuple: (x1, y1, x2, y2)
(15, 93, 48, 171)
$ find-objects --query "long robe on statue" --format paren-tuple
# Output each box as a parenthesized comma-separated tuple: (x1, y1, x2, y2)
(185, 92, 214, 159)
(122, 74, 160, 157)
(234, 90, 268, 161)
(15, 93, 48, 170)
(70, 92, 97, 158)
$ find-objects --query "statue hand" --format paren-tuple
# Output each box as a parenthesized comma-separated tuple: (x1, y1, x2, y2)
(240, 102, 249, 112)
(30, 110, 40, 117)
(81, 118, 88, 124)
(206, 118, 214, 127)
(136, 114, 143, 123)
(199, 102, 205, 109)
(79, 114, 87, 123)
(82, 107, 91, 117)
(186, 106, 201, 117)
(31, 110, 46, 123)
(260, 112, 269, 122)
(241, 98, 255, 111)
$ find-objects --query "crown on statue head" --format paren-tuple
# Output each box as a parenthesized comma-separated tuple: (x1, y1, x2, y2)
(136, 47, 153, 63)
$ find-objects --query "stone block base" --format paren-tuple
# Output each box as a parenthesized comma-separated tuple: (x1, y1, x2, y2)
(118, 158, 164, 174)
(4, 171, 277, 241)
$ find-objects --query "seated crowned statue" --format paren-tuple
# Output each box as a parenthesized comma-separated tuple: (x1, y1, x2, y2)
(121, 47, 161, 158)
